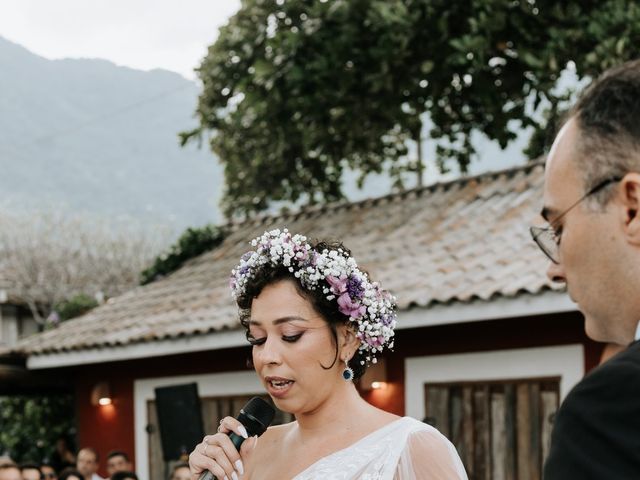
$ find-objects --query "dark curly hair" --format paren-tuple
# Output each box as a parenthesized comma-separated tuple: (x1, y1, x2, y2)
(236, 240, 368, 379)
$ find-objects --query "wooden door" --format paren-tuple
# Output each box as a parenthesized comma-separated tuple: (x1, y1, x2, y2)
(424, 378, 559, 480)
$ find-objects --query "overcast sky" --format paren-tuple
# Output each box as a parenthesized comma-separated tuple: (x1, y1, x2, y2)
(0, 0, 241, 80)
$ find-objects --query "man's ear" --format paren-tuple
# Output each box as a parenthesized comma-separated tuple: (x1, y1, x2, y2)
(621, 173, 640, 245)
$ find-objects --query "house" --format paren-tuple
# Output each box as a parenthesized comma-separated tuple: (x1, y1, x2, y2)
(7, 162, 602, 479)
(0, 270, 39, 349)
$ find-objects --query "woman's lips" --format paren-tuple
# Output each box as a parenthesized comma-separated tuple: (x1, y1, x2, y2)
(265, 376, 295, 398)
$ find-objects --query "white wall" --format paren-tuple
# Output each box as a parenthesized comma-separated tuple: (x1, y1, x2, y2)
(405, 345, 585, 421)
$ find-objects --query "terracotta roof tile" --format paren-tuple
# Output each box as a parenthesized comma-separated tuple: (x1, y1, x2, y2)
(13, 161, 561, 355)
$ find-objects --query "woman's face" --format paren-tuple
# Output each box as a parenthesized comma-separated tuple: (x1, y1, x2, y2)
(249, 279, 351, 414)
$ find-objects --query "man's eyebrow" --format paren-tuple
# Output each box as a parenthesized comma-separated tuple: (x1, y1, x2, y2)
(540, 206, 558, 222)
(249, 316, 309, 326)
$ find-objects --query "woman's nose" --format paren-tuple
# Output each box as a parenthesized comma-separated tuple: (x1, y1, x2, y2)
(257, 336, 282, 365)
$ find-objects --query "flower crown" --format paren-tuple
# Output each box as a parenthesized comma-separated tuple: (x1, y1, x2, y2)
(230, 229, 397, 364)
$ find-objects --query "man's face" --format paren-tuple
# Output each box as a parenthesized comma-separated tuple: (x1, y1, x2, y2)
(41, 465, 57, 480)
(106, 455, 131, 476)
(543, 118, 632, 342)
(0, 467, 21, 480)
(77, 449, 99, 477)
(22, 468, 41, 480)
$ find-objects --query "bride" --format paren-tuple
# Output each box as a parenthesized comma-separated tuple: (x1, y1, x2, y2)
(189, 229, 467, 480)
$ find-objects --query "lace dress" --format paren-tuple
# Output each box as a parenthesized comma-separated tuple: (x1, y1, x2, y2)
(292, 417, 468, 479)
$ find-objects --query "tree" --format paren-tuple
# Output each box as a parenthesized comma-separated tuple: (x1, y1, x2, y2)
(184, 0, 640, 218)
(0, 394, 75, 463)
(141, 224, 227, 284)
(0, 210, 169, 326)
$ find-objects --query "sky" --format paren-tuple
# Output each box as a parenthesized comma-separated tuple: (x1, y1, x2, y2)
(0, 0, 241, 80)
(0, 0, 559, 192)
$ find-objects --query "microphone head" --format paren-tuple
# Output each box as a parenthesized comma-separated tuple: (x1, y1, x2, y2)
(238, 397, 276, 437)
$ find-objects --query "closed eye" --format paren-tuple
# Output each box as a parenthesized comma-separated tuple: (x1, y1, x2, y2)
(282, 333, 303, 343)
(247, 333, 303, 345)
(552, 226, 563, 244)
(247, 335, 266, 346)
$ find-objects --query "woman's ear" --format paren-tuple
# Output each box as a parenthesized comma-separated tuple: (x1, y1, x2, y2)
(621, 173, 640, 245)
(337, 324, 360, 360)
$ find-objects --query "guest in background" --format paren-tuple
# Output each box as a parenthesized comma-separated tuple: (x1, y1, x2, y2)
(109, 472, 137, 480)
(0, 464, 21, 480)
(51, 435, 76, 473)
(41, 464, 58, 480)
(169, 462, 190, 480)
(58, 469, 84, 480)
(105, 452, 131, 478)
(20, 463, 41, 480)
(76, 448, 104, 480)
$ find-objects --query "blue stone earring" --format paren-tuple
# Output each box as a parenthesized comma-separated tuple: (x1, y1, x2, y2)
(342, 359, 354, 381)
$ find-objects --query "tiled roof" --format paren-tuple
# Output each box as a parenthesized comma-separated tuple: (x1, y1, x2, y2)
(13, 161, 559, 355)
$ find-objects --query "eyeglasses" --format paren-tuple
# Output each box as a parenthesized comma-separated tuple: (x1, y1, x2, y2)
(530, 176, 622, 263)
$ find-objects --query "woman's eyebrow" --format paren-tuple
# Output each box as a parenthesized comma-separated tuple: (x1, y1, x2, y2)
(249, 316, 308, 326)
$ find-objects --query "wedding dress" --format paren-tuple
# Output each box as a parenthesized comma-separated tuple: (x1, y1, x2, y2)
(292, 417, 468, 479)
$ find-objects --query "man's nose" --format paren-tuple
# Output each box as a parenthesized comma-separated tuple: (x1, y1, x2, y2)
(546, 260, 566, 283)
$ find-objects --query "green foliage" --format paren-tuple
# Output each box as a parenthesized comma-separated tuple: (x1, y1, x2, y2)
(54, 294, 99, 321)
(0, 394, 75, 463)
(185, 0, 640, 218)
(140, 224, 226, 285)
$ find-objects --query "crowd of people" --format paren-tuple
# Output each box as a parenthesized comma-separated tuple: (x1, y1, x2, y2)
(0, 448, 190, 480)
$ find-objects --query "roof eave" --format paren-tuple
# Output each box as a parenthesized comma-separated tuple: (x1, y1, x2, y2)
(25, 290, 575, 370)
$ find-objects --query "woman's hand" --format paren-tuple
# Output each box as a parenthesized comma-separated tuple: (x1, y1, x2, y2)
(190, 416, 258, 480)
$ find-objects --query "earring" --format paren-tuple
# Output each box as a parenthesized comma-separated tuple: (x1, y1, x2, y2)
(342, 359, 354, 381)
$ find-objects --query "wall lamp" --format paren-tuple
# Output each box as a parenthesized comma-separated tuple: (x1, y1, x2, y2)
(91, 381, 112, 406)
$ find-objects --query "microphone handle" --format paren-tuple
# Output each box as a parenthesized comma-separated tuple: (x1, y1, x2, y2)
(198, 432, 245, 480)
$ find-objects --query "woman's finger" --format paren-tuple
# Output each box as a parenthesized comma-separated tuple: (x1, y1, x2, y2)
(190, 435, 236, 480)
(205, 433, 244, 477)
(218, 416, 249, 439)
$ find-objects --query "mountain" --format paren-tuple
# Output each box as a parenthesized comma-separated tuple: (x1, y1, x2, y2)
(0, 36, 534, 232)
(0, 36, 223, 230)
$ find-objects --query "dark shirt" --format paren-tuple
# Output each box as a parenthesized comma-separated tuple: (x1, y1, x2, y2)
(544, 341, 640, 479)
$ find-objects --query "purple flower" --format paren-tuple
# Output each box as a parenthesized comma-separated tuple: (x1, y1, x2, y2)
(346, 276, 364, 299)
(326, 275, 348, 295)
(337, 293, 366, 318)
(241, 252, 253, 262)
(381, 314, 394, 326)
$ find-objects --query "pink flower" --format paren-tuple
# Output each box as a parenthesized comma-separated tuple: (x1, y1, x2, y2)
(337, 293, 366, 318)
(326, 275, 348, 295)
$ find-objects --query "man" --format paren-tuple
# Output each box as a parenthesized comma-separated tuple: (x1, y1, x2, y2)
(108, 473, 137, 480)
(105, 452, 131, 478)
(531, 59, 640, 478)
(0, 464, 21, 480)
(20, 464, 42, 480)
(77, 448, 104, 480)
(41, 464, 58, 480)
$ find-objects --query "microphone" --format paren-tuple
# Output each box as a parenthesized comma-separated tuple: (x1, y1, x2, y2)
(198, 396, 276, 480)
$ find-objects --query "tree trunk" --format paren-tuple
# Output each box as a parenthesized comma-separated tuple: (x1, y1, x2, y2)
(415, 122, 424, 187)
